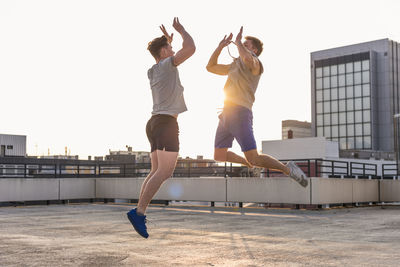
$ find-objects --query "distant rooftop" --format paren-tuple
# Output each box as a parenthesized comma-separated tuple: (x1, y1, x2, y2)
(282, 120, 311, 128)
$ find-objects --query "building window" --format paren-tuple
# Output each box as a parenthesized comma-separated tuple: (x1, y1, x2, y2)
(363, 84, 370, 96)
(363, 97, 370, 109)
(330, 65, 338, 75)
(362, 60, 370, 70)
(363, 123, 371, 135)
(364, 136, 371, 149)
(323, 66, 330, 76)
(339, 74, 346, 86)
(324, 114, 331, 125)
(355, 99, 362, 111)
(363, 110, 371, 122)
(317, 90, 323, 101)
(346, 86, 353, 98)
(324, 89, 330, 101)
(317, 127, 323, 136)
(338, 64, 345, 74)
(346, 62, 353, 72)
(7, 145, 13, 150)
(316, 78, 323, 89)
(332, 113, 338, 124)
(354, 85, 362, 97)
(362, 71, 370, 83)
(316, 67, 323, 78)
(331, 88, 338, 100)
(354, 61, 362, 72)
(317, 115, 323, 125)
(354, 72, 362, 84)
(323, 77, 330, 88)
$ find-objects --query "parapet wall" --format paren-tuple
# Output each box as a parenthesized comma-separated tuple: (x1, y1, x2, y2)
(0, 177, 399, 204)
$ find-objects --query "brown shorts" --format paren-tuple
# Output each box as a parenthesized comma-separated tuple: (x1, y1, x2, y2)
(146, 114, 179, 152)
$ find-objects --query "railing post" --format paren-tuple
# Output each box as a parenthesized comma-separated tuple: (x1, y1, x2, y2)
(24, 164, 27, 178)
(188, 162, 191, 178)
(350, 162, 353, 177)
(307, 159, 311, 177)
(123, 164, 126, 177)
(77, 164, 80, 178)
(54, 164, 57, 178)
(224, 162, 227, 177)
(331, 161, 334, 177)
(363, 163, 366, 178)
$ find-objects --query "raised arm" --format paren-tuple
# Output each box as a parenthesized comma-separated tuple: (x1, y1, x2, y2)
(206, 33, 233, 75)
(234, 26, 260, 75)
(169, 17, 195, 66)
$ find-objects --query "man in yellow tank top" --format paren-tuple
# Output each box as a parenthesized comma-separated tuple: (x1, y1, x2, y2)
(206, 27, 308, 188)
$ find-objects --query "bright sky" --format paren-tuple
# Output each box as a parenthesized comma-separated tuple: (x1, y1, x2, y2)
(1, 0, 400, 159)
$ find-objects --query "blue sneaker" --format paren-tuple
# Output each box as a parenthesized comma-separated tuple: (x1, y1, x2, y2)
(127, 208, 149, 238)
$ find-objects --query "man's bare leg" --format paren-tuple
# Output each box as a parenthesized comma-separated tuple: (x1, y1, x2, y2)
(139, 151, 158, 201)
(136, 150, 178, 215)
(214, 148, 252, 167)
(244, 149, 290, 175)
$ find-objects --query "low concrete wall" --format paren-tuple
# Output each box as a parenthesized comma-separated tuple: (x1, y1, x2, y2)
(352, 179, 379, 203)
(311, 178, 353, 204)
(0, 177, 398, 205)
(0, 178, 59, 202)
(59, 178, 96, 200)
(380, 180, 400, 202)
(96, 178, 143, 199)
(311, 178, 380, 204)
(227, 177, 310, 204)
(154, 178, 226, 202)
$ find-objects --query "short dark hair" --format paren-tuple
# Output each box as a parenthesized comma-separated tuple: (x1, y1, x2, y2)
(245, 36, 263, 56)
(147, 36, 169, 59)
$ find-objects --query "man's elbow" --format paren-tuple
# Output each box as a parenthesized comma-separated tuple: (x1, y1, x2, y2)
(188, 45, 196, 57)
(206, 64, 213, 73)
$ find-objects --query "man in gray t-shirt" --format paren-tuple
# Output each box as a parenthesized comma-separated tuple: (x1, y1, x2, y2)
(127, 18, 195, 239)
(207, 27, 308, 188)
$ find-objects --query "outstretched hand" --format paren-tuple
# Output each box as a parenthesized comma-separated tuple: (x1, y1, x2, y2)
(235, 26, 243, 45)
(160, 24, 173, 44)
(172, 17, 185, 34)
(218, 33, 233, 48)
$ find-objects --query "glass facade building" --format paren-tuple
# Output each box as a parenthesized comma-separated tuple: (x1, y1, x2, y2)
(311, 39, 400, 154)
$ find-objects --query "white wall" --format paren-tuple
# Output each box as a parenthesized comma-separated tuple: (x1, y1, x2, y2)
(262, 137, 339, 160)
(0, 134, 26, 157)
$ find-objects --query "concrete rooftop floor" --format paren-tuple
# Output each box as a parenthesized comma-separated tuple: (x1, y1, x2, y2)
(0, 203, 399, 266)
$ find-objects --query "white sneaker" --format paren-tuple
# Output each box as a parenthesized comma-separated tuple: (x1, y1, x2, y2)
(286, 161, 308, 187)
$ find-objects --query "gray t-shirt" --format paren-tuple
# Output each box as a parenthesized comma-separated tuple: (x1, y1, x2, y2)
(223, 55, 263, 110)
(148, 56, 187, 115)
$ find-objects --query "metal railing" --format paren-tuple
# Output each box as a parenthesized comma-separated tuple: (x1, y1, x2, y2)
(0, 157, 382, 179)
(382, 164, 398, 179)
(260, 158, 378, 179)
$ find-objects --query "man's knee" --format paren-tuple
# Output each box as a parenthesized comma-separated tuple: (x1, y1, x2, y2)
(155, 167, 175, 180)
(214, 149, 227, 162)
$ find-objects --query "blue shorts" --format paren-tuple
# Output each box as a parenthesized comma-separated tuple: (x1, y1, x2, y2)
(214, 104, 257, 152)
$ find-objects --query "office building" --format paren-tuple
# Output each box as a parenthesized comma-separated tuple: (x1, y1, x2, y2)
(311, 39, 400, 154)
